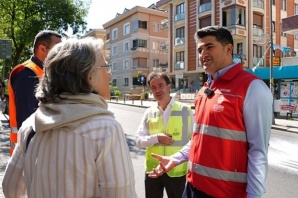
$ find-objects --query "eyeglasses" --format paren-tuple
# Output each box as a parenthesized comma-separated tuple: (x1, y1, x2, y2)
(97, 64, 112, 73)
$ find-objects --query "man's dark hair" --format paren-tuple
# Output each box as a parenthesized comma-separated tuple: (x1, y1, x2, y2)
(194, 26, 234, 47)
(33, 30, 62, 54)
(147, 70, 171, 87)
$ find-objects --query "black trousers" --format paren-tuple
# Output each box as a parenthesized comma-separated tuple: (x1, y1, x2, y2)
(182, 182, 213, 198)
(145, 173, 186, 198)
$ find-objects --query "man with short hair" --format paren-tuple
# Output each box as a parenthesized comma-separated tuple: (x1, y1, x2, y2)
(136, 70, 194, 198)
(148, 26, 272, 198)
(8, 30, 62, 155)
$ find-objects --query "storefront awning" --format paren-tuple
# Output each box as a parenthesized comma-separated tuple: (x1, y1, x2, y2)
(246, 65, 298, 80)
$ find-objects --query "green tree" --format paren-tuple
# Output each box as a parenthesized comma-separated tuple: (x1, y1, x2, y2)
(0, 0, 90, 69)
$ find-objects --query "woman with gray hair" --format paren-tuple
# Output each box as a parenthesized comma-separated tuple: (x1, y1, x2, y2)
(2, 38, 137, 198)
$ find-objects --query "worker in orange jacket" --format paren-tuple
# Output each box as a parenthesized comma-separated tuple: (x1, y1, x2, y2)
(8, 30, 62, 155)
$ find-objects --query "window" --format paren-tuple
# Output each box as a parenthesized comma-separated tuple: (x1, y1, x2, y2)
(199, 16, 211, 28)
(133, 76, 147, 86)
(139, 21, 147, 29)
(281, 0, 286, 11)
(272, 21, 275, 32)
(253, 44, 264, 66)
(112, 62, 118, 71)
(123, 59, 130, 70)
(280, 24, 286, 37)
(152, 41, 159, 50)
(123, 41, 130, 52)
(132, 20, 147, 31)
(112, 78, 117, 87)
(253, 44, 263, 61)
(132, 39, 147, 48)
(176, 27, 185, 38)
(123, 23, 130, 35)
(124, 77, 129, 87)
(176, 51, 184, 62)
(236, 9, 245, 25)
(112, 45, 118, 56)
(133, 58, 147, 68)
(153, 59, 160, 68)
(133, 20, 138, 32)
(237, 43, 243, 55)
(273, 0, 275, 5)
(153, 23, 161, 32)
(112, 28, 118, 40)
(176, 3, 185, 14)
(106, 33, 110, 40)
(295, 4, 298, 15)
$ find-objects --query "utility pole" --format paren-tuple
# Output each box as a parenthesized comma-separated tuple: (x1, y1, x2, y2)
(269, 0, 275, 124)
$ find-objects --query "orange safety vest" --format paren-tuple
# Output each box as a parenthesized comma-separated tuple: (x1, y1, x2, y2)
(188, 64, 258, 197)
(8, 61, 43, 155)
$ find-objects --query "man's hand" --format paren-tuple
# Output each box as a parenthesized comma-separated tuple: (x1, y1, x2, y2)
(157, 133, 174, 145)
(146, 153, 176, 178)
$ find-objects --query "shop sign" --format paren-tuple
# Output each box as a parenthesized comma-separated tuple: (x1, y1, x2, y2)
(273, 56, 280, 66)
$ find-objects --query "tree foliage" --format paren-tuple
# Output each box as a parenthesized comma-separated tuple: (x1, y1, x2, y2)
(0, 0, 91, 69)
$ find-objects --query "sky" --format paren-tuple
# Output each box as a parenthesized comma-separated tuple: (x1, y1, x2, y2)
(86, 0, 156, 30)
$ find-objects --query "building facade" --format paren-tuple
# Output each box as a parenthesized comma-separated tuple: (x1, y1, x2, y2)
(156, 0, 298, 114)
(156, 0, 298, 81)
(82, 29, 110, 59)
(103, 5, 168, 94)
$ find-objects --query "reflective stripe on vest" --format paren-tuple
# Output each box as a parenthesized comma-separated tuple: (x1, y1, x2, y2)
(145, 103, 191, 177)
(193, 124, 247, 142)
(8, 61, 43, 156)
(188, 161, 247, 183)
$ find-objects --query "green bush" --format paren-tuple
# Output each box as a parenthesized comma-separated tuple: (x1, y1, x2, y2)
(110, 86, 122, 97)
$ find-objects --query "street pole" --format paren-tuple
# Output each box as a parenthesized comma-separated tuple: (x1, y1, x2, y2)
(270, 0, 275, 124)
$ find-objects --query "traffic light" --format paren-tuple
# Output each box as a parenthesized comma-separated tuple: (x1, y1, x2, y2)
(0, 39, 12, 60)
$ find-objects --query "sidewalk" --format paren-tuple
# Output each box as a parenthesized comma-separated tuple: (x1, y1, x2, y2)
(108, 99, 298, 134)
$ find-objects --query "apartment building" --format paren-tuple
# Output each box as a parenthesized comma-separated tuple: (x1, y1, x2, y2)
(102, 5, 168, 94)
(156, 0, 298, 114)
(156, 0, 298, 90)
(82, 28, 110, 58)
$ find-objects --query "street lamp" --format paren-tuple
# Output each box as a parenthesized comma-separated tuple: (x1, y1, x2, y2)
(269, 0, 275, 124)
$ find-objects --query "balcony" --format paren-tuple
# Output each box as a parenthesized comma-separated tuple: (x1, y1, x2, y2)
(253, 0, 265, 14)
(225, 24, 247, 39)
(131, 47, 149, 58)
(253, 26, 264, 37)
(282, 15, 298, 35)
(174, 13, 185, 22)
(159, 63, 168, 68)
(175, 37, 185, 46)
(175, 61, 185, 70)
(198, 2, 211, 13)
(161, 19, 169, 29)
(160, 42, 169, 51)
(253, 0, 264, 9)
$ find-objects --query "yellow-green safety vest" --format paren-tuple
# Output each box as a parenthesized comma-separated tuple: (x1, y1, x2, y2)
(146, 102, 191, 177)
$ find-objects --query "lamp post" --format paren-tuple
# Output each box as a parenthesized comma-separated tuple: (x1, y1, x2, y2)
(269, 0, 275, 124)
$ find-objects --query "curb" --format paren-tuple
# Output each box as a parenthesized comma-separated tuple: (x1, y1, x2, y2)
(108, 101, 149, 109)
(270, 125, 298, 134)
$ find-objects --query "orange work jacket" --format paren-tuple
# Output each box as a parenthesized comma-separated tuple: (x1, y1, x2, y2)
(8, 61, 43, 155)
(188, 64, 258, 197)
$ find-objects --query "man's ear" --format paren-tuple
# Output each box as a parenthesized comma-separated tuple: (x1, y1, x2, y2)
(39, 45, 47, 53)
(226, 43, 233, 54)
